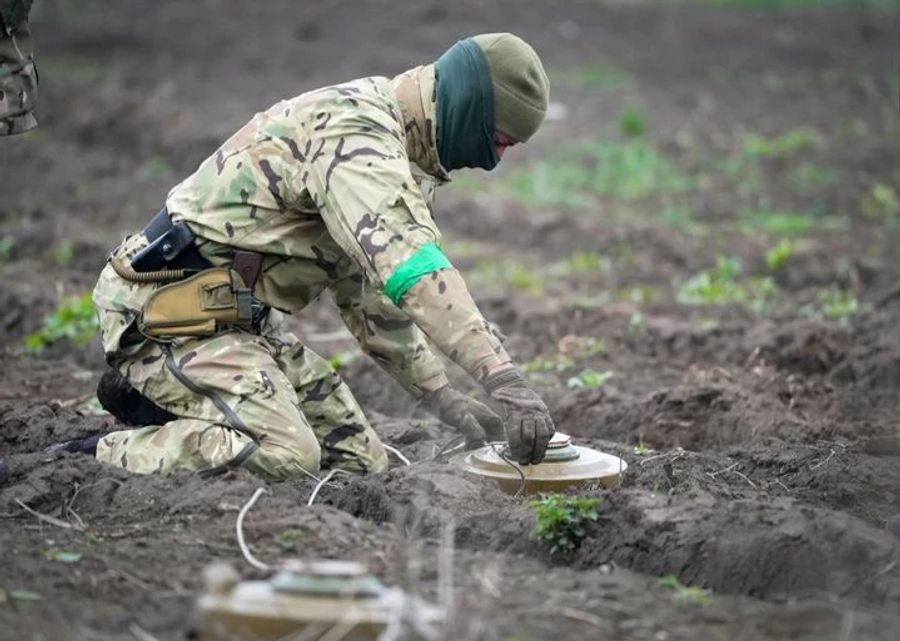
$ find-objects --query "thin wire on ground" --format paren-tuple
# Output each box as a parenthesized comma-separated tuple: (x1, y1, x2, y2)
(236, 487, 271, 572)
(492, 444, 526, 497)
(383, 444, 412, 466)
(307, 468, 354, 506)
(431, 435, 466, 461)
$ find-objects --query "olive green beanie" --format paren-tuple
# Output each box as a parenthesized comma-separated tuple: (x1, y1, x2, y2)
(471, 33, 550, 142)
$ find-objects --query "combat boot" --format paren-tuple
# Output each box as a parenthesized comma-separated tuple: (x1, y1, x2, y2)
(96, 367, 176, 426)
(43, 434, 102, 457)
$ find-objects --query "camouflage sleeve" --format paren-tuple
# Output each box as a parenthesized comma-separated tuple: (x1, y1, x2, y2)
(306, 94, 510, 381)
(0, 16, 38, 136)
(330, 271, 449, 399)
(305, 92, 443, 289)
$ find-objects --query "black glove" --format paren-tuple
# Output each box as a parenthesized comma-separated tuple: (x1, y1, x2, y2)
(483, 368, 555, 465)
(422, 385, 504, 449)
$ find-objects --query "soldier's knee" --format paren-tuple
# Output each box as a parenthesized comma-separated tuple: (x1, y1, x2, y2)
(249, 440, 322, 481)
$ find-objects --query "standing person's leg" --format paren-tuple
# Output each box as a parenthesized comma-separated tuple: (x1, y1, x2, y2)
(264, 316, 388, 474)
(96, 330, 323, 480)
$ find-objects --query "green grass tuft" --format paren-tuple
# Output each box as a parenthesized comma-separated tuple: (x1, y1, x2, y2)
(658, 574, 711, 607)
(618, 105, 647, 138)
(530, 494, 600, 555)
(566, 369, 614, 389)
(742, 128, 822, 159)
(23, 293, 99, 355)
(764, 239, 794, 270)
(677, 256, 775, 313)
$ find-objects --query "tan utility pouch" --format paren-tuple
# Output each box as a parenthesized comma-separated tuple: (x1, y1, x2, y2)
(139, 268, 253, 338)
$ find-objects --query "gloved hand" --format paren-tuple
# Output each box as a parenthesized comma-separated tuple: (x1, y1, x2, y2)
(483, 368, 555, 465)
(422, 385, 504, 449)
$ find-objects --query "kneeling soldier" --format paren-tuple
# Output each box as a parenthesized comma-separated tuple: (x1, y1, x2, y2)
(63, 34, 555, 480)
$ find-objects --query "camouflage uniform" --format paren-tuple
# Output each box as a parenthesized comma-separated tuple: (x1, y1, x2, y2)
(0, 0, 37, 135)
(93, 65, 511, 479)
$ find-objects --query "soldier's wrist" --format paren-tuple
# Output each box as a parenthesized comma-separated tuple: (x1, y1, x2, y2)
(482, 367, 526, 394)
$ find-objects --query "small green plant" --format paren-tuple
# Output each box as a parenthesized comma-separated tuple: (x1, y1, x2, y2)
(787, 163, 836, 191)
(633, 440, 649, 456)
(677, 256, 775, 312)
(742, 128, 822, 158)
(505, 139, 690, 207)
(589, 140, 690, 199)
(472, 259, 545, 296)
(740, 210, 813, 236)
(658, 574, 711, 606)
(810, 287, 871, 322)
(861, 183, 900, 219)
(0, 235, 14, 262)
(23, 293, 99, 355)
(628, 311, 645, 335)
(566, 369, 614, 390)
(328, 350, 359, 370)
(139, 156, 173, 180)
(764, 238, 793, 270)
(507, 264, 544, 295)
(530, 494, 600, 555)
(522, 356, 572, 374)
(45, 548, 83, 563)
(677, 256, 744, 305)
(560, 251, 609, 275)
(618, 105, 646, 138)
(661, 207, 708, 236)
(0, 588, 42, 603)
(52, 239, 75, 267)
(272, 528, 308, 552)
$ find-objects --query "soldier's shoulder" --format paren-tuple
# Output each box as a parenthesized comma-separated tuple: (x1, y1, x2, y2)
(303, 76, 402, 139)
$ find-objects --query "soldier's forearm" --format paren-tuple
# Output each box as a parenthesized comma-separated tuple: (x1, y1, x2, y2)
(401, 268, 511, 381)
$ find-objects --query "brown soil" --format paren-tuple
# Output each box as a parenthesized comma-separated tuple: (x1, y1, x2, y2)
(2, 1, 899, 640)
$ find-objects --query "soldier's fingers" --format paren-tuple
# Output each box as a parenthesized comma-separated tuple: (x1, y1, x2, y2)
(519, 417, 537, 465)
(459, 413, 487, 443)
(505, 415, 524, 460)
(532, 417, 552, 463)
(477, 410, 505, 442)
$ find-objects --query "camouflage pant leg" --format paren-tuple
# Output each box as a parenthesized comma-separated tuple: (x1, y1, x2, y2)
(95, 329, 323, 481)
(0, 20, 37, 135)
(265, 320, 389, 474)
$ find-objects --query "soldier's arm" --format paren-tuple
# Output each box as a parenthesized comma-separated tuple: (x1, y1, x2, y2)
(329, 271, 449, 399)
(306, 96, 510, 382)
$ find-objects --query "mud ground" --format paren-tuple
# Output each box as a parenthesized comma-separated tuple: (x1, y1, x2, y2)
(2, 1, 900, 640)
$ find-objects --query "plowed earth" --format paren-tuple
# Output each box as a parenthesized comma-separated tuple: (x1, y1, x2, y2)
(1, 2, 899, 640)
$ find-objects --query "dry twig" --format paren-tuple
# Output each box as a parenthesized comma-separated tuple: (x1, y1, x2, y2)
(545, 606, 610, 631)
(810, 449, 836, 471)
(129, 623, 161, 641)
(15, 498, 84, 531)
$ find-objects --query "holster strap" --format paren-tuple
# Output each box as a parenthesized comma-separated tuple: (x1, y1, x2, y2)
(232, 250, 262, 290)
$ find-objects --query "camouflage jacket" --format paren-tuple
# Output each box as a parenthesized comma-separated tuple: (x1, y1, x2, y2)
(0, 0, 37, 135)
(102, 66, 510, 397)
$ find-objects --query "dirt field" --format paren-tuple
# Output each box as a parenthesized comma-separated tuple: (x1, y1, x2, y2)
(2, 1, 900, 639)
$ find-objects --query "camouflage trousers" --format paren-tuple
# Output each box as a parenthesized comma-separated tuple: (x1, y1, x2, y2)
(0, 19, 38, 135)
(95, 310, 389, 480)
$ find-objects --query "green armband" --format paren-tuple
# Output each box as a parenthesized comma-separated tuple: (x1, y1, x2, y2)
(384, 242, 452, 305)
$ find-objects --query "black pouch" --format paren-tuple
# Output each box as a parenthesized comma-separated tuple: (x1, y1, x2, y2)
(131, 210, 210, 272)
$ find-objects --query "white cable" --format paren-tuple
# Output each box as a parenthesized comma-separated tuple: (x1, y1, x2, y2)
(383, 444, 412, 466)
(307, 468, 354, 506)
(236, 487, 271, 572)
